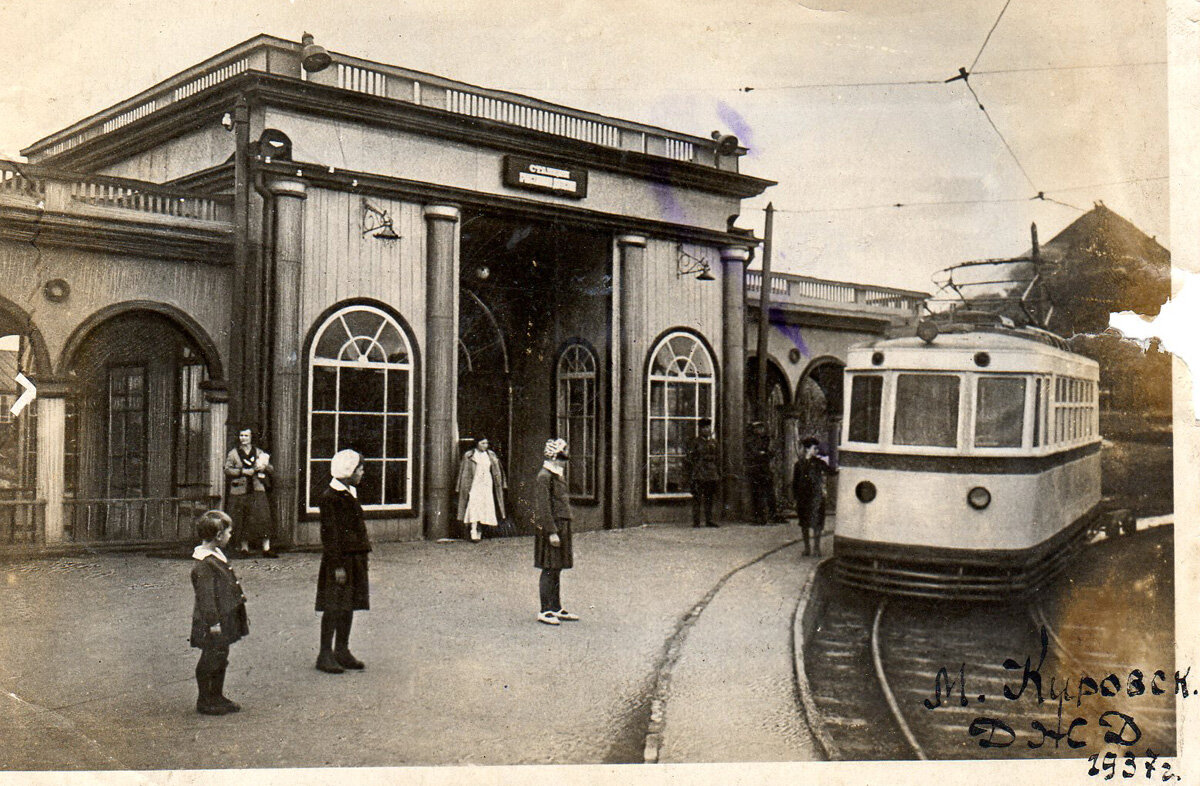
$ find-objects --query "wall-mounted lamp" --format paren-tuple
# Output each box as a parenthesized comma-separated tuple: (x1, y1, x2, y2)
(301, 33, 332, 73)
(362, 199, 400, 240)
(676, 245, 715, 282)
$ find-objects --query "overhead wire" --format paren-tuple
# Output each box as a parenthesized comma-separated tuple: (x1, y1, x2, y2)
(969, 0, 1015, 73)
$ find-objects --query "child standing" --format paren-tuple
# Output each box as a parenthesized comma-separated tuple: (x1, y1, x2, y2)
(190, 510, 250, 715)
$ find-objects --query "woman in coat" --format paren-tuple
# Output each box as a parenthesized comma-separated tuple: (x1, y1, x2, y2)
(533, 438, 578, 626)
(314, 449, 371, 674)
(224, 427, 276, 557)
(456, 437, 507, 542)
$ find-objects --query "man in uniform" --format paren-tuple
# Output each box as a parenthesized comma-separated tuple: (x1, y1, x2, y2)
(685, 419, 721, 528)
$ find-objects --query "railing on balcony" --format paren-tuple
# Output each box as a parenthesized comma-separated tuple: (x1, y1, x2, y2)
(0, 498, 46, 545)
(746, 270, 927, 314)
(0, 160, 231, 223)
(25, 36, 720, 167)
(65, 496, 221, 544)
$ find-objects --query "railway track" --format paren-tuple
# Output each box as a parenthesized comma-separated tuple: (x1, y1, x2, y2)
(805, 526, 1176, 761)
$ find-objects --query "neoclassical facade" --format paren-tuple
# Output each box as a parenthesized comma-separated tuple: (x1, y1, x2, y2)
(0, 35, 772, 548)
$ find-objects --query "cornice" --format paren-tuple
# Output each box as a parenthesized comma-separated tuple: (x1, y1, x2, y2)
(0, 204, 233, 264)
(39, 73, 775, 199)
(258, 160, 759, 248)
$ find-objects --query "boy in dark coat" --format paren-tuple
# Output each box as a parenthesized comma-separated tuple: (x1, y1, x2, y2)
(190, 510, 250, 715)
(792, 437, 831, 556)
(685, 419, 721, 528)
(315, 449, 372, 674)
(534, 438, 578, 626)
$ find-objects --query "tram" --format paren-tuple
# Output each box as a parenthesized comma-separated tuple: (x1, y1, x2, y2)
(832, 312, 1103, 600)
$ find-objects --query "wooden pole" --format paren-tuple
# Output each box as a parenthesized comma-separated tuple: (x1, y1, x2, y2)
(755, 203, 774, 421)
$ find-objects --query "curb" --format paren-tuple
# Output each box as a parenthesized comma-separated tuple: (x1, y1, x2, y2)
(791, 555, 840, 761)
(640, 537, 803, 764)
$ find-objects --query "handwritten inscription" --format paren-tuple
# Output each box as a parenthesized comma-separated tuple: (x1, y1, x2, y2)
(922, 628, 1188, 753)
(1087, 750, 1181, 781)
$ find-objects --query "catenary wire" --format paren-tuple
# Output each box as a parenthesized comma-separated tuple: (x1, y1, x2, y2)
(969, 0, 1015, 73)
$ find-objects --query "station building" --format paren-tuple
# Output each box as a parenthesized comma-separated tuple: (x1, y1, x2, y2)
(0, 34, 775, 548)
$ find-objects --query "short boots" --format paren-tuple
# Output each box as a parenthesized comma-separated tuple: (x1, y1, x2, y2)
(335, 649, 365, 670)
(196, 676, 227, 716)
(315, 649, 345, 674)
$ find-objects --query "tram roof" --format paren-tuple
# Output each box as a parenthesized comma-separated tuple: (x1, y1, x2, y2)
(846, 329, 1098, 376)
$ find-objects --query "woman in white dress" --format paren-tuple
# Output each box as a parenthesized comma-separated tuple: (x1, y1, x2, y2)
(455, 438, 507, 542)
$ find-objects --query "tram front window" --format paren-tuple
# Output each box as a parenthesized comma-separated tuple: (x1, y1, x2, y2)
(847, 374, 883, 443)
(893, 374, 959, 447)
(975, 376, 1026, 448)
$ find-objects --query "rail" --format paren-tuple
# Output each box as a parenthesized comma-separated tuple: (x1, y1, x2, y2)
(64, 496, 221, 544)
(24, 36, 722, 167)
(746, 270, 927, 313)
(0, 498, 46, 544)
(0, 160, 231, 222)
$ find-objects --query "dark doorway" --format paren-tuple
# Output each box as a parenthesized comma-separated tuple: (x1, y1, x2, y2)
(458, 288, 511, 455)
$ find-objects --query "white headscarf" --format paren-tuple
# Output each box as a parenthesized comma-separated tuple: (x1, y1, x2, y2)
(330, 449, 362, 481)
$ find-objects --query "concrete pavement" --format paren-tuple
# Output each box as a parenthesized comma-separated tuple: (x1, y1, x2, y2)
(0, 522, 821, 771)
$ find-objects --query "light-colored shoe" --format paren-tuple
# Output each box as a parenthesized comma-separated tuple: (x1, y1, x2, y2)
(554, 609, 580, 621)
(537, 611, 560, 626)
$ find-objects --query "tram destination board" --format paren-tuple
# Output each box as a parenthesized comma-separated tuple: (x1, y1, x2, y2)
(502, 156, 588, 198)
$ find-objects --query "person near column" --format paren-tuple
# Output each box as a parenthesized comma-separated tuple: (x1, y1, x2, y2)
(792, 437, 832, 556)
(685, 419, 721, 528)
(745, 421, 777, 525)
(533, 438, 579, 626)
(189, 510, 249, 715)
(223, 427, 277, 557)
(314, 449, 371, 673)
(455, 437, 507, 543)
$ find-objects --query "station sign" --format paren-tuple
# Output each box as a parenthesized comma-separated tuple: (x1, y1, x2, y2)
(502, 157, 588, 199)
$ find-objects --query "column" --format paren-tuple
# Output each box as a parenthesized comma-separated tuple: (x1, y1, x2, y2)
(34, 382, 69, 543)
(270, 177, 308, 546)
(617, 234, 647, 530)
(423, 204, 460, 540)
(202, 382, 230, 502)
(720, 245, 750, 520)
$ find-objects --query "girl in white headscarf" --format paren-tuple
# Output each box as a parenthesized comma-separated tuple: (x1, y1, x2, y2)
(313, 449, 372, 674)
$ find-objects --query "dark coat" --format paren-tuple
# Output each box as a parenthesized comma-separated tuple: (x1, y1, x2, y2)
(315, 484, 372, 612)
(792, 454, 830, 530)
(455, 449, 507, 521)
(190, 554, 249, 648)
(684, 436, 721, 486)
(533, 467, 573, 570)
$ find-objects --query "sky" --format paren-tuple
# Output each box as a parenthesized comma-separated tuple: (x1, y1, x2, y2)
(0, 0, 1169, 294)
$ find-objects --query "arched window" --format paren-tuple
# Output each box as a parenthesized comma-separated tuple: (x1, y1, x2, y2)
(308, 305, 415, 512)
(647, 331, 716, 498)
(555, 342, 598, 499)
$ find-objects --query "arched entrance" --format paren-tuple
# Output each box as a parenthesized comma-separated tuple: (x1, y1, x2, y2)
(0, 302, 47, 543)
(62, 308, 219, 542)
(746, 357, 791, 517)
(458, 288, 511, 458)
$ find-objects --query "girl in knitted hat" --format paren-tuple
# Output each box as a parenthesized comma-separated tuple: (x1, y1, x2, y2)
(314, 449, 372, 673)
(533, 438, 578, 625)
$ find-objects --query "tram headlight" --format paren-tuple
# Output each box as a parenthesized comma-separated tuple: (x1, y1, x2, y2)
(967, 486, 991, 510)
(855, 481, 877, 503)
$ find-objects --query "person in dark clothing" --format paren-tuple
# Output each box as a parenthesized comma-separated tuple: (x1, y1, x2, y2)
(533, 438, 578, 626)
(189, 510, 250, 716)
(685, 419, 721, 528)
(314, 449, 372, 673)
(745, 421, 777, 525)
(792, 437, 832, 556)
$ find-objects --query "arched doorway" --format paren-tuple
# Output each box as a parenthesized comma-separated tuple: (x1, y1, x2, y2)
(746, 357, 791, 517)
(0, 304, 46, 543)
(796, 357, 845, 513)
(458, 288, 511, 458)
(62, 309, 218, 543)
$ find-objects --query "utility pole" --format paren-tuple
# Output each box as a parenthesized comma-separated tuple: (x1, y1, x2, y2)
(755, 203, 774, 421)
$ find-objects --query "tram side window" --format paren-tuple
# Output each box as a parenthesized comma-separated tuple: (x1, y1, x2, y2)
(847, 374, 883, 443)
(894, 374, 959, 447)
(975, 377, 1026, 448)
